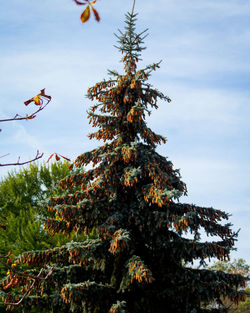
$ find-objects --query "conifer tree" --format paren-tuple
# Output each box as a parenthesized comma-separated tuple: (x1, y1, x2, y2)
(0, 7, 247, 313)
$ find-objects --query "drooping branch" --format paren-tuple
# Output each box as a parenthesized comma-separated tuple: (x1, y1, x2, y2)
(0, 254, 53, 307)
(0, 268, 53, 307)
(0, 256, 52, 281)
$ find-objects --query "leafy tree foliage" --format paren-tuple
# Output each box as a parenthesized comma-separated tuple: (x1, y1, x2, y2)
(209, 259, 249, 277)
(206, 259, 249, 312)
(0, 11, 247, 313)
(234, 288, 250, 313)
(0, 162, 74, 279)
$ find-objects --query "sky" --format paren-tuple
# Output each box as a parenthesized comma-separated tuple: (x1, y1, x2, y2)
(0, 0, 250, 264)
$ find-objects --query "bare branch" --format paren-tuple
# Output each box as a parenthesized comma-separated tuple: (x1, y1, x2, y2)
(0, 92, 51, 124)
(0, 89, 51, 167)
(0, 150, 43, 167)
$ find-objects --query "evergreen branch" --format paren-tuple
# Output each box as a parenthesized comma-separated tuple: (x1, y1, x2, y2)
(0, 256, 53, 281)
(0, 268, 53, 307)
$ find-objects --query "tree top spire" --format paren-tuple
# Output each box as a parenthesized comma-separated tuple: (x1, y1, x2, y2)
(131, 0, 136, 15)
(114, 9, 148, 75)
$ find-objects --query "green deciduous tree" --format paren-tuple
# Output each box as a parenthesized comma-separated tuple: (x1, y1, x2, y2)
(209, 259, 249, 277)
(0, 10, 246, 313)
(206, 259, 249, 312)
(0, 162, 75, 280)
(234, 289, 250, 313)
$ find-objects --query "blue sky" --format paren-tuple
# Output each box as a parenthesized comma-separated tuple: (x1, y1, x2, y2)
(0, 0, 250, 264)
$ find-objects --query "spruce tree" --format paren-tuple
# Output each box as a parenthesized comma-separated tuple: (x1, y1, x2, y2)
(0, 9, 246, 313)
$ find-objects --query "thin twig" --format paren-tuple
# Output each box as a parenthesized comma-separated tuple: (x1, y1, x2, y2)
(0, 92, 51, 167)
(0, 97, 51, 123)
(0, 150, 43, 167)
(0, 153, 10, 159)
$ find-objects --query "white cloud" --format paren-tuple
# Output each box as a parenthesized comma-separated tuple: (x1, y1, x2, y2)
(147, 85, 246, 136)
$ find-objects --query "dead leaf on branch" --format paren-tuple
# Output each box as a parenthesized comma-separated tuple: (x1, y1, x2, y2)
(47, 153, 71, 163)
(73, 0, 100, 23)
(24, 88, 51, 106)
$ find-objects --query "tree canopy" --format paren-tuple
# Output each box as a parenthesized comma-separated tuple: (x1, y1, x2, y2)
(0, 162, 76, 280)
(209, 259, 250, 277)
(206, 259, 249, 312)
